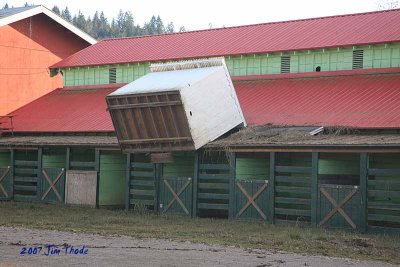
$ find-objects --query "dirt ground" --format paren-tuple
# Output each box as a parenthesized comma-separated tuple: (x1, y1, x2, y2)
(0, 226, 394, 267)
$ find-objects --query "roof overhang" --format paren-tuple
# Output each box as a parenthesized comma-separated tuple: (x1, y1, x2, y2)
(0, 5, 97, 45)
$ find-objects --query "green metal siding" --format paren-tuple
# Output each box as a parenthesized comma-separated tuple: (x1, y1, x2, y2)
(99, 151, 126, 206)
(61, 43, 400, 86)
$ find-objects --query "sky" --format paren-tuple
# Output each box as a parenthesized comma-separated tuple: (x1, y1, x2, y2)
(0, 0, 395, 30)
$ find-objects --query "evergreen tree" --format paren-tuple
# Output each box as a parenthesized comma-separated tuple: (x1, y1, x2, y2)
(155, 16, 165, 34)
(24, 2, 29, 7)
(43, 6, 180, 39)
(61, 7, 72, 22)
(98, 12, 111, 39)
(166, 22, 174, 33)
(3, 3, 9, 9)
(179, 26, 186, 32)
(52, 6, 60, 15)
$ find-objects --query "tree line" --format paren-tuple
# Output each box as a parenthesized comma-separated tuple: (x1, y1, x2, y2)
(1, 3, 185, 40)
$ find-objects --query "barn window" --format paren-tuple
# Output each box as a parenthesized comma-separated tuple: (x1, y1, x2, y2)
(109, 68, 117, 83)
(281, 56, 291, 73)
(352, 50, 364, 70)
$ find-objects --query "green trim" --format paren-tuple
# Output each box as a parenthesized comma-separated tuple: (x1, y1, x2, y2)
(269, 152, 275, 224)
(360, 153, 368, 233)
(311, 152, 318, 227)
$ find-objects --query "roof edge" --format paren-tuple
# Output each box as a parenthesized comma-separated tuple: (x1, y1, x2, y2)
(0, 5, 97, 45)
(232, 67, 400, 82)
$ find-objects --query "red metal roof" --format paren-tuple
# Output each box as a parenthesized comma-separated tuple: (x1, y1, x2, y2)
(53, 9, 400, 68)
(7, 69, 400, 133)
(234, 69, 400, 128)
(7, 84, 125, 133)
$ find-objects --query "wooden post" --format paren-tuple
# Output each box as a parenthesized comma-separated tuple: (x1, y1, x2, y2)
(37, 148, 43, 201)
(10, 149, 14, 199)
(360, 153, 368, 233)
(95, 149, 100, 208)
(269, 152, 276, 224)
(228, 152, 236, 220)
(154, 163, 162, 213)
(125, 153, 131, 211)
(65, 147, 71, 171)
(192, 152, 199, 218)
(311, 152, 319, 227)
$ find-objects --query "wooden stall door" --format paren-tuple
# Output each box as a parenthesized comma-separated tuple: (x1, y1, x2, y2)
(65, 170, 97, 207)
(318, 184, 362, 230)
(233, 179, 269, 220)
(160, 176, 193, 216)
(0, 166, 12, 200)
(39, 168, 65, 203)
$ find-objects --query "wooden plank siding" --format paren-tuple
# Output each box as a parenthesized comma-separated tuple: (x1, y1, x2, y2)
(107, 92, 194, 153)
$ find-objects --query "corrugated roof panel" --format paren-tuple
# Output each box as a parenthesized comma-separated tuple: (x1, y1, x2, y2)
(7, 85, 123, 132)
(53, 9, 400, 68)
(6, 69, 400, 133)
(235, 70, 400, 128)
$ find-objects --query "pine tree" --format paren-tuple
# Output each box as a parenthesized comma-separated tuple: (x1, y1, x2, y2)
(98, 12, 111, 39)
(166, 22, 174, 33)
(123, 11, 135, 37)
(52, 6, 60, 15)
(61, 7, 72, 23)
(3, 3, 9, 9)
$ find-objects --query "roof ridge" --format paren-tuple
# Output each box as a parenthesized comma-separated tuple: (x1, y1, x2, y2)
(103, 8, 400, 42)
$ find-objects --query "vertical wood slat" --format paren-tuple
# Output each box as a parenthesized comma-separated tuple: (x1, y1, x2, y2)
(228, 152, 236, 219)
(311, 152, 319, 227)
(125, 153, 131, 211)
(145, 95, 161, 139)
(192, 152, 199, 218)
(127, 96, 142, 140)
(269, 152, 275, 224)
(37, 148, 42, 201)
(66, 147, 70, 171)
(10, 150, 14, 199)
(155, 163, 162, 212)
(135, 96, 151, 139)
(155, 94, 171, 138)
(166, 94, 181, 138)
(115, 97, 131, 140)
(360, 153, 368, 233)
(95, 149, 100, 208)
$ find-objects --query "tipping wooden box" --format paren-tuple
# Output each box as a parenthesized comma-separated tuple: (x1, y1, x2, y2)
(106, 58, 246, 153)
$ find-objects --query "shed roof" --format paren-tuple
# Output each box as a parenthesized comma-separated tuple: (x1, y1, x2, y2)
(235, 68, 400, 129)
(53, 8, 400, 68)
(0, 5, 96, 44)
(4, 69, 400, 133)
(6, 84, 124, 133)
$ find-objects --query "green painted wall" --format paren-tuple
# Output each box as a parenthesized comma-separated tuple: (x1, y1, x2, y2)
(0, 151, 10, 167)
(162, 152, 195, 178)
(70, 148, 95, 170)
(42, 148, 66, 169)
(318, 153, 359, 175)
(236, 153, 269, 180)
(369, 153, 400, 170)
(99, 151, 126, 206)
(15, 150, 37, 161)
(61, 43, 400, 86)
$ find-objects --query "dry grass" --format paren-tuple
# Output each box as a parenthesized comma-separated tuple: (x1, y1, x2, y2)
(0, 201, 399, 264)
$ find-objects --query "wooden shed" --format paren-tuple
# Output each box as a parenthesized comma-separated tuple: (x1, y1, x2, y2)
(107, 58, 246, 153)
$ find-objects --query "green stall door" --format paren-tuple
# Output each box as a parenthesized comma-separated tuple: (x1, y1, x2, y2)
(99, 151, 126, 206)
